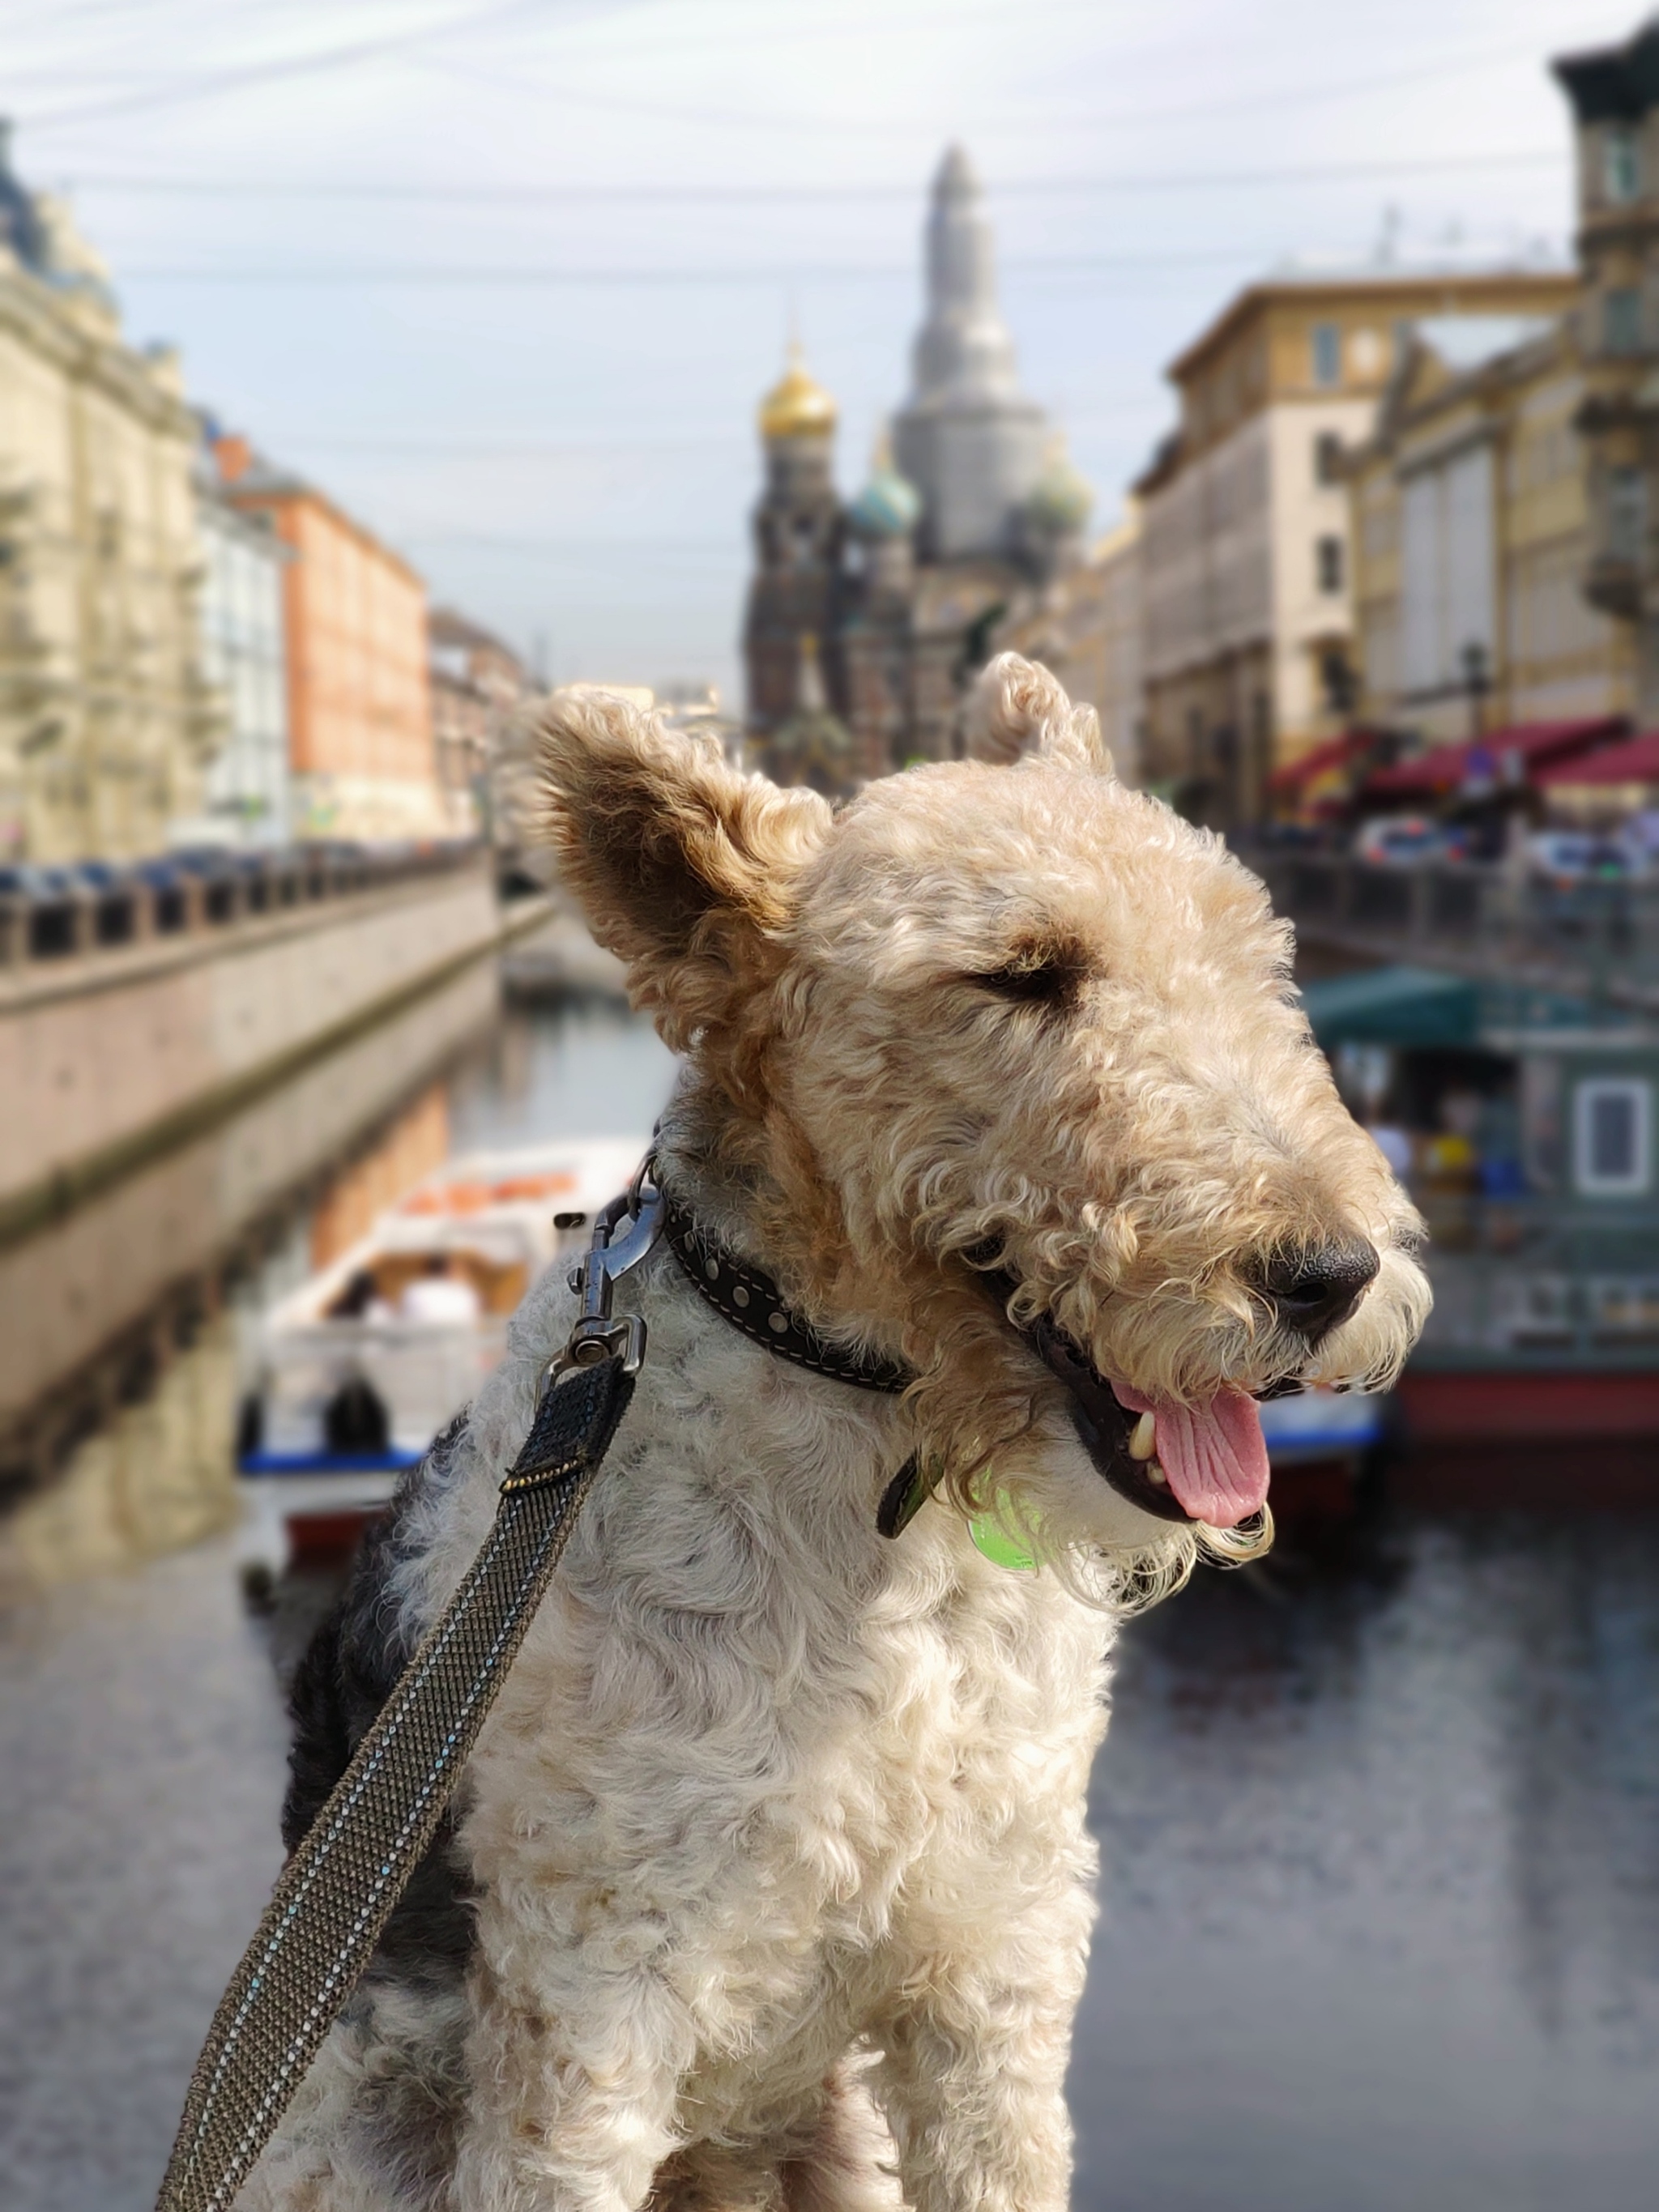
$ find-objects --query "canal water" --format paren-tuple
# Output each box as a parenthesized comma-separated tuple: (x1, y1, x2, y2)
(2, 995, 1657, 2211)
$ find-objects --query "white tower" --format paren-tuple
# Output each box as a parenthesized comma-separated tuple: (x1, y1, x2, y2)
(893, 146, 1048, 563)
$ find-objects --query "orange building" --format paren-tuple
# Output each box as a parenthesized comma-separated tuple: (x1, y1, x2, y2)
(214, 434, 444, 842)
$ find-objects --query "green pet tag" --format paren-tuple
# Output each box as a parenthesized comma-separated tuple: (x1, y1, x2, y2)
(969, 1492, 1037, 1573)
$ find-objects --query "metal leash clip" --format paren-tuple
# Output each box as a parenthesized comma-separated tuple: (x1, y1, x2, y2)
(549, 1157, 663, 1385)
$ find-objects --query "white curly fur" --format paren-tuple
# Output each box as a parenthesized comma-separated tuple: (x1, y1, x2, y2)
(242, 657, 1428, 2212)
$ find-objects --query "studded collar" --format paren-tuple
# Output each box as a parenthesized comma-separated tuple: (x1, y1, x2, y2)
(659, 1182, 914, 1396)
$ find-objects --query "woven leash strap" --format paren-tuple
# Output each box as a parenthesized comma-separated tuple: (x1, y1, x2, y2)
(155, 1353, 636, 2212)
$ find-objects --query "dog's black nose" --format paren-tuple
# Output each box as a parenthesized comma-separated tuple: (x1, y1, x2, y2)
(1260, 1240, 1380, 1345)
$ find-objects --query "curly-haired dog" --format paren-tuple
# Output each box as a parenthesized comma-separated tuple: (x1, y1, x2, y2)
(252, 656, 1429, 2212)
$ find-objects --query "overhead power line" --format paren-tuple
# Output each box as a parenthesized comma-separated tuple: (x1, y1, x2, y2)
(122, 245, 1568, 287)
(24, 28, 1564, 143)
(235, 405, 1169, 457)
(415, 32, 1557, 141)
(23, 0, 561, 129)
(58, 148, 1568, 204)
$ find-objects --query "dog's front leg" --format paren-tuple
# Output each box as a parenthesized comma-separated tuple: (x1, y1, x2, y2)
(452, 1947, 693, 2212)
(869, 1907, 1090, 2212)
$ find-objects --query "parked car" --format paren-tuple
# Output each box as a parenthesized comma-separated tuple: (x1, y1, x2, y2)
(1354, 816, 1463, 867)
(1525, 832, 1632, 889)
(0, 863, 80, 900)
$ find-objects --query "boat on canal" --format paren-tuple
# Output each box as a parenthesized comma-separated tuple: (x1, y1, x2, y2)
(237, 1136, 647, 1571)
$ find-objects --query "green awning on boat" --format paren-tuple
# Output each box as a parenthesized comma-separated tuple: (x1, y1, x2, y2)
(1298, 964, 1481, 1048)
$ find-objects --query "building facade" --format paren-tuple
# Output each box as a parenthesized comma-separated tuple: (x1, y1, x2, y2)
(186, 458, 291, 846)
(0, 128, 221, 861)
(742, 350, 850, 750)
(213, 434, 442, 844)
(1134, 267, 1578, 824)
(429, 607, 532, 839)
(1555, 14, 1659, 721)
(743, 147, 1087, 785)
(1350, 318, 1634, 745)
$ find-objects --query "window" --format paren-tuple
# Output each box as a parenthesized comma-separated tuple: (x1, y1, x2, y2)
(1610, 467, 1648, 562)
(1314, 432, 1345, 485)
(1320, 649, 1355, 714)
(1311, 322, 1341, 386)
(1606, 125, 1642, 204)
(1574, 1078, 1652, 1196)
(1316, 535, 1345, 594)
(1606, 286, 1643, 356)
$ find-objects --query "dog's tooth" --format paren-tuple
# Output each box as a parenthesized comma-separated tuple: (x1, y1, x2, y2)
(1128, 1410, 1157, 1461)
(1146, 1462, 1167, 1485)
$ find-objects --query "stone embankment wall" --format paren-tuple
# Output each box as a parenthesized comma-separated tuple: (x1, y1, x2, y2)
(0, 856, 534, 1237)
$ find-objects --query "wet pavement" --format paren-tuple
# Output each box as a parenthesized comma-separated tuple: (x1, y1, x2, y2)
(3, 1000, 1658, 2210)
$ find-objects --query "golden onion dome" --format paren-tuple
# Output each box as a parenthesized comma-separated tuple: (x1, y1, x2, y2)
(758, 344, 837, 441)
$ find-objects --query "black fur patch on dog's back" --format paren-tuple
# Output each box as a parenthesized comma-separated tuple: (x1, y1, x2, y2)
(283, 1416, 477, 1990)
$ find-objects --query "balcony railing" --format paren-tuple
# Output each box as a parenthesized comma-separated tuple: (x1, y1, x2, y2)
(1410, 1193, 1659, 1368)
(0, 840, 486, 974)
(1247, 846, 1659, 1004)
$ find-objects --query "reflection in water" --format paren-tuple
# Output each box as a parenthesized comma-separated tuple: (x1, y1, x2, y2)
(448, 995, 678, 1155)
(2, 997, 1657, 2208)
(0, 1315, 241, 1595)
(0, 958, 501, 1489)
(1074, 1519, 1659, 2211)
(308, 1087, 452, 1272)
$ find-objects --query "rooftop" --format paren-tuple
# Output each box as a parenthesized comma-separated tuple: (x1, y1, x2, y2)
(1555, 14, 1659, 122)
(1165, 264, 1577, 386)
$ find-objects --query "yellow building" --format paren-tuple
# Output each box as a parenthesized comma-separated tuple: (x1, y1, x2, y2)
(1349, 317, 1634, 744)
(0, 130, 220, 861)
(1132, 268, 1578, 824)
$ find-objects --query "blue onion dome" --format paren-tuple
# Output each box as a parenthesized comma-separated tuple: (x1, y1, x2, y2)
(1026, 445, 1093, 534)
(850, 458, 921, 539)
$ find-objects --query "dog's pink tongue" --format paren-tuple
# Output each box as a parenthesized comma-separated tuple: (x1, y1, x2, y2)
(1112, 1385, 1270, 1528)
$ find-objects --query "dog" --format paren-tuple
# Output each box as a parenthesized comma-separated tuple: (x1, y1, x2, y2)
(250, 655, 1429, 2212)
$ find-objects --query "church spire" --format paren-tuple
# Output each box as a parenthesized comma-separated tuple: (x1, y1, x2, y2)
(892, 143, 1048, 563)
(909, 143, 1022, 407)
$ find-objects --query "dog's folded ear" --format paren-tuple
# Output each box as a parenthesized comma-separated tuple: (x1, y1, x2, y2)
(537, 686, 831, 1051)
(964, 653, 1110, 772)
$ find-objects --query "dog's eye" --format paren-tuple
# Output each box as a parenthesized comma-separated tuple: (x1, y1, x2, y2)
(966, 943, 1089, 1008)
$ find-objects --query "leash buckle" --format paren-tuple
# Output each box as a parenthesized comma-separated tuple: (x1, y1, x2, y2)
(548, 1173, 663, 1387)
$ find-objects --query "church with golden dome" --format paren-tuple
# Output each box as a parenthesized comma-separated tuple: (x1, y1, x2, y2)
(742, 147, 1090, 789)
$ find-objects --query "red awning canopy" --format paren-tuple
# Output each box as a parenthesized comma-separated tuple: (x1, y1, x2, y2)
(1363, 718, 1626, 801)
(1267, 727, 1375, 795)
(1534, 730, 1659, 786)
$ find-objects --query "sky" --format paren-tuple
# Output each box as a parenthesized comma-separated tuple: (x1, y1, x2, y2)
(1, 0, 1636, 705)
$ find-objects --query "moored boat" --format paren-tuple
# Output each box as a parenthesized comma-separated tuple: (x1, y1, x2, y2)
(237, 1136, 647, 1571)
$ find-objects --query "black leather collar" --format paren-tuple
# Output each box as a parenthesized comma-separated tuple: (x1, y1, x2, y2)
(659, 1185, 914, 1396)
